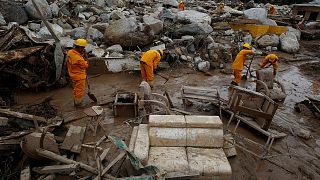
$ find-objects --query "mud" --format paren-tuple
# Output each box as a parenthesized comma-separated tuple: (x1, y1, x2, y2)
(9, 40, 320, 179)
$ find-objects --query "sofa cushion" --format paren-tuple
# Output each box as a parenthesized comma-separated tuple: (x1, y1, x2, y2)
(149, 127, 187, 147)
(187, 128, 224, 147)
(187, 147, 232, 178)
(185, 116, 223, 128)
(133, 124, 149, 163)
(147, 147, 189, 173)
(149, 115, 186, 128)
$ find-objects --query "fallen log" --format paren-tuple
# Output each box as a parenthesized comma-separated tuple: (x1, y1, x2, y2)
(0, 109, 46, 123)
(36, 148, 98, 174)
(0, 46, 44, 64)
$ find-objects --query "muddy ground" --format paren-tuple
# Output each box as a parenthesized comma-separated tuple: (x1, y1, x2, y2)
(10, 40, 320, 180)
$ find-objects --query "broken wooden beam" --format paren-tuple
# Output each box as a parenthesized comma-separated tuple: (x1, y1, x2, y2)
(0, 46, 44, 64)
(0, 109, 46, 123)
(99, 148, 110, 162)
(94, 151, 126, 180)
(60, 126, 86, 153)
(32, 164, 80, 174)
(36, 149, 98, 174)
(20, 165, 31, 180)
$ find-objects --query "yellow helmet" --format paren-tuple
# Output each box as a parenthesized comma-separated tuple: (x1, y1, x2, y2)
(158, 49, 164, 57)
(74, 39, 88, 47)
(243, 43, 251, 49)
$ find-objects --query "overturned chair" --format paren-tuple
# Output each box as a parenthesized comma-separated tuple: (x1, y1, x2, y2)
(130, 115, 232, 179)
(256, 69, 286, 101)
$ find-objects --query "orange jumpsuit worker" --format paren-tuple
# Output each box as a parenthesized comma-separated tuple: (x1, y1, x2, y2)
(231, 43, 255, 86)
(140, 49, 164, 89)
(259, 54, 279, 76)
(67, 39, 89, 107)
(268, 5, 277, 15)
(178, 1, 185, 11)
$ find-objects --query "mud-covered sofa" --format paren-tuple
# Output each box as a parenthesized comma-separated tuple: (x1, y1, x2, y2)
(129, 115, 232, 179)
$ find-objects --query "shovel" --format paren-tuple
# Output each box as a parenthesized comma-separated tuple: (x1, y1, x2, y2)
(86, 77, 98, 102)
(242, 55, 255, 80)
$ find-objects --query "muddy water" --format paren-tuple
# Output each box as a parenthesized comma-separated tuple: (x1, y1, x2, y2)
(14, 57, 320, 179)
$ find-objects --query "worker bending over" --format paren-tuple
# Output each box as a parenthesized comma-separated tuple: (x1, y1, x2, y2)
(140, 49, 164, 89)
(178, 1, 185, 11)
(259, 54, 279, 76)
(231, 43, 255, 86)
(268, 5, 277, 15)
(67, 39, 89, 107)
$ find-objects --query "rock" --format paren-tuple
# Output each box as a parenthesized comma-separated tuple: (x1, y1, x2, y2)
(74, 4, 86, 14)
(143, 16, 163, 35)
(244, 8, 267, 22)
(256, 34, 280, 48)
(180, 55, 188, 61)
(94, 0, 105, 7)
(106, 0, 125, 7)
(104, 17, 154, 47)
(78, 13, 86, 20)
(106, 44, 123, 52)
(224, 6, 244, 15)
(110, 52, 124, 58)
(225, 29, 234, 36)
(197, 61, 211, 72)
(261, 18, 277, 26)
(70, 27, 86, 39)
(82, 12, 93, 19)
(57, 19, 72, 29)
(177, 10, 211, 24)
(60, 37, 74, 48)
(100, 13, 111, 22)
(38, 24, 64, 38)
(181, 35, 194, 41)
(88, 16, 97, 23)
(88, 7, 103, 15)
(29, 23, 41, 31)
(160, 9, 176, 20)
(0, 13, 6, 26)
(194, 57, 202, 64)
(280, 32, 300, 53)
(0, 1, 28, 24)
(174, 23, 213, 37)
(87, 28, 104, 41)
(92, 47, 105, 57)
(110, 10, 125, 20)
(25, 0, 52, 20)
(288, 26, 301, 40)
(92, 23, 109, 33)
(163, 0, 178, 7)
(297, 128, 311, 139)
(50, 3, 59, 17)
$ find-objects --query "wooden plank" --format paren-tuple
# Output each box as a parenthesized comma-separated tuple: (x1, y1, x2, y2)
(0, 109, 46, 123)
(182, 94, 217, 101)
(36, 149, 98, 174)
(32, 164, 80, 174)
(94, 152, 126, 180)
(60, 126, 86, 153)
(99, 148, 110, 161)
(165, 91, 174, 108)
(170, 108, 192, 115)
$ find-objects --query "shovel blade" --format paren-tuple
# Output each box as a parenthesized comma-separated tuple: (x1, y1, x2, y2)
(87, 92, 98, 102)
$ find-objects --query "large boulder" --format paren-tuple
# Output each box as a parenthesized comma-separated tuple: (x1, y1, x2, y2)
(104, 17, 154, 47)
(0, 1, 28, 24)
(38, 24, 64, 39)
(288, 26, 301, 40)
(25, 0, 52, 20)
(280, 32, 300, 53)
(261, 18, 277, 26)
(173, 23, 213, 37)
(256, 34, 280, 48)
(163, 0, 178, 7)
(177, 10, 211, 24)
(106, 0, 125, 7)
(70, 27, 103, 41)
(244, 8, 267, 22)
(143, 16, 163, 35)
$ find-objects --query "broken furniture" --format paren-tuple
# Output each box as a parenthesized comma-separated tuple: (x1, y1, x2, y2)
(292, 4, 320, 21)
(138, 81, 170, 115)
(60, 126, 86, 153)
(84, 106, 105, 136)
(256, 69, 286, 101)
(181, 86, 220, 110)
(130, 115, 232, 179)
(113, 92, 138, 117)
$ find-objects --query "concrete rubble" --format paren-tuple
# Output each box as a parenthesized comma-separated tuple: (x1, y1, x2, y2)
(0, 0, 320, 179)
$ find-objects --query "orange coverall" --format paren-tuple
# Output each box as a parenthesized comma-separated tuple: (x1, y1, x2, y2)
(232, 49, 255, 84)
(178, 2, 185, 11)
(260, 54, 279, 75)
(140, 50, 161, 88)
(67, 49, 89, 105)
